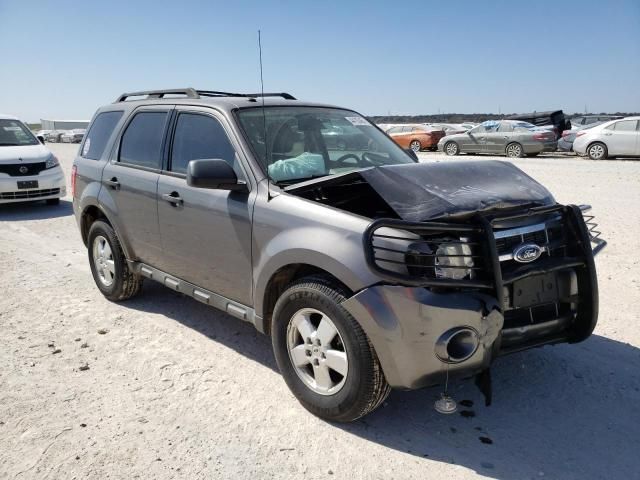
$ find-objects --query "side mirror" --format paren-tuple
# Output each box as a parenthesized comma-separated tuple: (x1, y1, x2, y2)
(37, 135, 45, 144)
(187, 159, 247, 191)
(404, 148, 419, 162)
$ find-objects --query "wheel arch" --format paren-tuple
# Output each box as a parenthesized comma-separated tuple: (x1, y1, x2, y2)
(80, 203, 133, 259)
(259, 263, 354, 336)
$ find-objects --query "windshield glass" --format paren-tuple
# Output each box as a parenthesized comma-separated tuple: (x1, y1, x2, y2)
(236, 107, 416, 183)
(0, 119, 39, 146)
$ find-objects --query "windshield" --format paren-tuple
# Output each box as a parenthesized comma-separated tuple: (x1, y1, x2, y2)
(236, 107, 416, 183)
(0, 119, 39, 146)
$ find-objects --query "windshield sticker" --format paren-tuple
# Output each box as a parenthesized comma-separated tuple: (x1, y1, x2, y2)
(345, 116, 369, 126)
(82, 138, 91, 156)
(3, 126, 22, 131)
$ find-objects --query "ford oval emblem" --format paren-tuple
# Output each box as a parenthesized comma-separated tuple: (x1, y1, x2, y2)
(513, 243, 543, 263)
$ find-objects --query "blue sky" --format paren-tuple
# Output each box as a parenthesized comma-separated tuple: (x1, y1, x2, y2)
(1, 0, 638, 122)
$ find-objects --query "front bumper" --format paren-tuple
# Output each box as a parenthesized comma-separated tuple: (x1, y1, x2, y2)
(346, 204, 604, 390)
(343, 287, 503, 389)
(0, 166, 66, 204)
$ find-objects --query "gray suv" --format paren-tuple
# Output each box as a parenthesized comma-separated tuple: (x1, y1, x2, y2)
(73, 88, 605, 422)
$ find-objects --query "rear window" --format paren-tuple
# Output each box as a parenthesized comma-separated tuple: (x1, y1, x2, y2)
(81, 111, 123, 160)
(119, 111, 169, 169)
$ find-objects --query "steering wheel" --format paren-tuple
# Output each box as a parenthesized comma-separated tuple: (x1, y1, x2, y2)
(333, 153, 361, 167)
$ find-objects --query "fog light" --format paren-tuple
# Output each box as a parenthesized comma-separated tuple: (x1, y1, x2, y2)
(435, 242, 474, 280)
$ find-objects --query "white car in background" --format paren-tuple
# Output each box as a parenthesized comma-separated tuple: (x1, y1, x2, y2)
(573, 117, 640, 160)
(0, 114, 66, 205)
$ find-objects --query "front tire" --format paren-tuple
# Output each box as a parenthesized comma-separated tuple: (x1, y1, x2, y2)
(409, 140, 421, 152)
(87, 220, 142, 301)
(272, 276, 390, 422)
(587, 142, 607, 160)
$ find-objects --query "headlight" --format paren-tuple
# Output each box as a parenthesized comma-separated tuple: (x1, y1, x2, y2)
(434, 242, 474, 280)
(45, 154, 59, 169)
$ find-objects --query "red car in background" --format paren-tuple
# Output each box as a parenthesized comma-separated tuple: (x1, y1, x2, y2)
(386, 124, 446, 152)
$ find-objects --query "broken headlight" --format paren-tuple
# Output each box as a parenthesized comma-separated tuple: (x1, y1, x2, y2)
(406, 238, 475, 280)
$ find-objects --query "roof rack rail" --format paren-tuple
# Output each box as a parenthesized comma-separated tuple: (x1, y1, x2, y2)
(115, 88, 297, 103)
(115, 88, 199, 102)
(196, 90, 296, 100)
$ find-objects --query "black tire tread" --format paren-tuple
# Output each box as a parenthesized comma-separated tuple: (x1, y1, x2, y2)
(273, 275, 390, 422)
(88, 220, 142, 301)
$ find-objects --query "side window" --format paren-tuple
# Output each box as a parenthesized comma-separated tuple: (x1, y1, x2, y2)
(170, 113, 237, 175)
(497, 122, 513, 133)
(613, 120, 638, 132)
(119, 111, 168, 169)
(81, 111, 123, 160)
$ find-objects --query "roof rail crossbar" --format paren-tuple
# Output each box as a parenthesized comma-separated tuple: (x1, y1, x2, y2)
(115, 88, 200, 102)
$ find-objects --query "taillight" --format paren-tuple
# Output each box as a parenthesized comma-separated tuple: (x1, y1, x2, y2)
(71, 165, 77, 198)
(533, 132, 552, 140)
(561, 130, 572, 138)
(575, 131, 587, 138)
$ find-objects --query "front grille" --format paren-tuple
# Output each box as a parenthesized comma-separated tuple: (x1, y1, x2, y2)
(0, 162, 47, 177)
(0, 188, 60, 200)
(494, 218, 566, 262)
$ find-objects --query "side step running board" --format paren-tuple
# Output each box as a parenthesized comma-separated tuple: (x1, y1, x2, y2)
(129, 261, 263, 330)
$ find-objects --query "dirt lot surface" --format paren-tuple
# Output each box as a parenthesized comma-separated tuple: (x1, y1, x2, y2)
(1, 144, 639, 479)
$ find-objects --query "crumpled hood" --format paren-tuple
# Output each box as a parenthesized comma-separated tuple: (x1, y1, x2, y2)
(0, 144, 51, 164)
(358, 161, 554, 221)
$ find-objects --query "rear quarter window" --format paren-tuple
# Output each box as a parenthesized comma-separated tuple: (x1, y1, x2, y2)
(81, 111, 124, 160)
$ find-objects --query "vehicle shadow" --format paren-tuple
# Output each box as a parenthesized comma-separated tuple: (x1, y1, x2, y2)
(0, 199, 73, 221)
(126, 282, 640, 480)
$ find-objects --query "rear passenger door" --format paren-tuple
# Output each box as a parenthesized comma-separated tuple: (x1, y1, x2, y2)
(156, 108, 255, 305)
(100, 106, 172, 266)
(606, 119, 639, 156)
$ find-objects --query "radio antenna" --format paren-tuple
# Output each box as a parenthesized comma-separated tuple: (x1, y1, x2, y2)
(258, 30, 272, 201)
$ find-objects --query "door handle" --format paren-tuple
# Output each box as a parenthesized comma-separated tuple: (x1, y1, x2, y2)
(162, 192, 183, 205)
(104, 177, 120, 190)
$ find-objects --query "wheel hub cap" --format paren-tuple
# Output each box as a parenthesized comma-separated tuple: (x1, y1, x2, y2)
(286, 308, 348, 396)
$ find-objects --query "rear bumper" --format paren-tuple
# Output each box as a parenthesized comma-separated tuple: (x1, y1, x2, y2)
(0, 166, 66, 204)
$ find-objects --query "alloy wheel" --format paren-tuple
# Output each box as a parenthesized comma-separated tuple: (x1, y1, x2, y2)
(506, 143, 522, 157)
(92, 235, 115, 287)
(410, 140, 421, 152)
(286, 308, 348, 395)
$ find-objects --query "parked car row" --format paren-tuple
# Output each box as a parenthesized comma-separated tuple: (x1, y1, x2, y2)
(36, 128, 86, 143)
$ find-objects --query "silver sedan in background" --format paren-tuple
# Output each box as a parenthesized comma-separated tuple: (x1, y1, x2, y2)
(573, 117, 640, 160)
(438, 120, 557, 157)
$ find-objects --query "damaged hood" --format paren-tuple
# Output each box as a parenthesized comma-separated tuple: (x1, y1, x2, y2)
(287, 160, 555, 221)
(358, 161, 555, 221)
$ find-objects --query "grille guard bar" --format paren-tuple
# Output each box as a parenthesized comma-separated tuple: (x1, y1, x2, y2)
(363, 204, 603, 299)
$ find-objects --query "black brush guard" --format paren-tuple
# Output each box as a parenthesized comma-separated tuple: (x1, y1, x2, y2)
(364, 204, 606, 346)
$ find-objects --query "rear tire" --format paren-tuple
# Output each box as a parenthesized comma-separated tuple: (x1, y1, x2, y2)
(505, 142, 524, 158)
(526, 153, 539, 157)
(409, 140, 422, 152)
(587, 142, 607, 160)
(46, 198, 60, 205)
(272, 276, 390, 422)
(87, 220, 142, 301)
(444, 141, 459, 156)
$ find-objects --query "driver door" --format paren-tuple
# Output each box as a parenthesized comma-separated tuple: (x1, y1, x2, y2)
(461, 125, 486, 153)
(156, 107, 256, 305)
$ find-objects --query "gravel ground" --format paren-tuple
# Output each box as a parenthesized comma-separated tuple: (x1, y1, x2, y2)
(1, 144, 639, 480)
